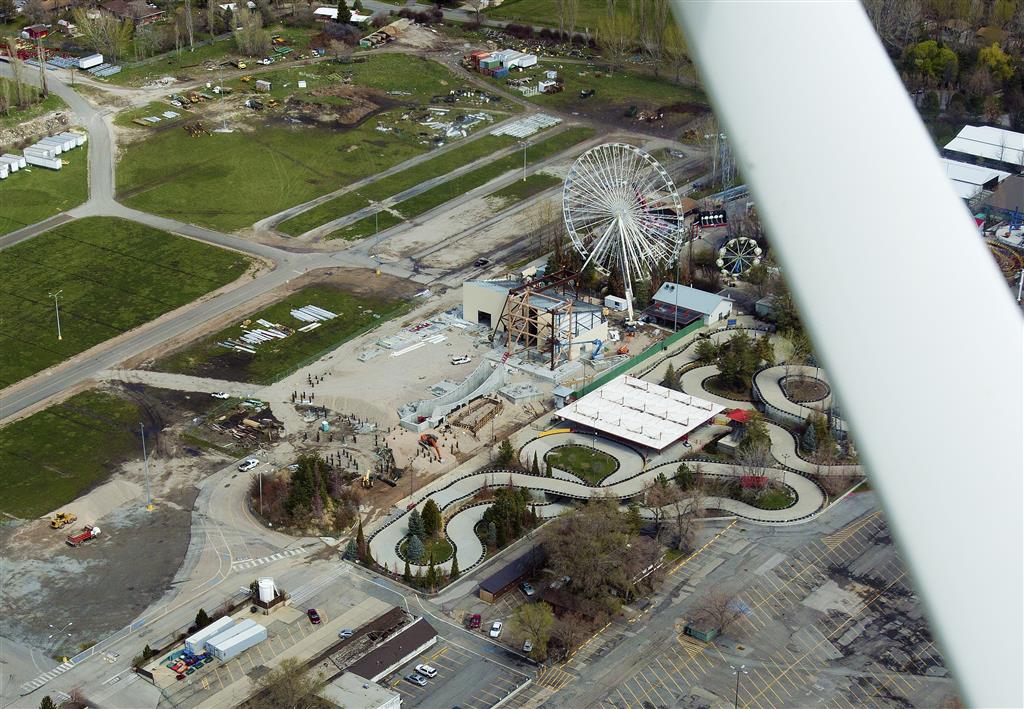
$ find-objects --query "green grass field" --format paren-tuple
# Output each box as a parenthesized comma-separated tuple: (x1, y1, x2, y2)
(0, 389, 143, 518)
(0, 217, 250, 388)
(400, 535, 454, 564)
(277, 134, 517, 236)
(486, 0, 625, 29)
(0, 146, 88, 235)
(486, 172, 561, 206)
(501, 60, 705, 113)
(117, 112, 428, 232)
(0, 80, 66, 130)
(545, 444, 618, 485)
(113, 101, 192, 128)
(328, 126, 594, 240)
(154, 284, 412, 384)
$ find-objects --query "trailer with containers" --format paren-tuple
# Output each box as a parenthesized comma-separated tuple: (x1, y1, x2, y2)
(206, 622, 267, 661)
(183, 616, 234, 655)
(2, 154, 26, 169)
(202, 619, 256, 652)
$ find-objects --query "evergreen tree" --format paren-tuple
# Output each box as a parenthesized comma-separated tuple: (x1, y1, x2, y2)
(343, 538, 358, 560)
(422, 500, 441, 537)
(403, 557, 412, 582)
(426, 554, 437, 591)
(408, 508, 425, 538)
(497, 439, 516, 466)
(695, 338, 718, 364)
(194, 608, 210, 629)
(545, 460, 553, 477)
(801, 416, 818, 453)
(449, 553, 460, 580)
(356, 517, 367, 562)
(407, 534, 425, 563)
(486, 521, 498, 548)
(740, 412, 771, 451)
(336, 0, 351, 22)
(531, 452, 540, 475)
(39, 697, 57, 709)
(675, 462, 695, 489)
(661, 362, 677, 390)
(352, 0, 363, 10)
(626, 501, 643, 535)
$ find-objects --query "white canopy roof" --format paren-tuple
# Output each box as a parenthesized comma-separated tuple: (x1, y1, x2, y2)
(556, 375, 725, 450)
(944, 125, 1024, 169)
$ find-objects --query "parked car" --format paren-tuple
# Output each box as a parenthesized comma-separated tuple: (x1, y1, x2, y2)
(489, 621, 503, 638)
(523, 639, 533, 653)
(211, 391, 229, 399)
(307, 608, 321, 625)
(405, 673, 428, 687)
(338, 628, 354, 639)
(237, 458, 259, 472)
(466, 614, 481, 629)
(415, 663, 437, 678)
(473, 258, 490, 268)
(451, 355, 472, 365)
(520, 582, 535, 597)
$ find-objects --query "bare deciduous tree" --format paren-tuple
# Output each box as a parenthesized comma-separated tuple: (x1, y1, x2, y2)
(72, 9, 135, 63)
(233, 6, 270, 56)
(689, 591, 745, 637)
(250, 657, 324, 709)
(596, 12, 634, 74)
(861, 0, 922, 50)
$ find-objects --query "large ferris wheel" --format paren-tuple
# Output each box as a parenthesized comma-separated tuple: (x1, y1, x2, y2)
(563, 143, 684, 321)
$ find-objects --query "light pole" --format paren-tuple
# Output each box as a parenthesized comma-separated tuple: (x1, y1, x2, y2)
(781, 453, 789, 485)
(731, 664, 748, 709)
(47, 622, 72, 651)
(48, 290, 63, 340)
(140, 423, 153, 511)
(521, 141, 527, 181)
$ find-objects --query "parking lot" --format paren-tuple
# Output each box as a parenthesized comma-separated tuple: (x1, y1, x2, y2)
(601, 513, 956, 709)
(159, 607, 322, 708)
(386, 638, 530, 709)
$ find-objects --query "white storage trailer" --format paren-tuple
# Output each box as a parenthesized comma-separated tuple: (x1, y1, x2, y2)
(24, 154, 62, 170)
(0, 156, 20, 172)
(25, 144, 58, 159)
(203, 619, 258, 652)
(77, 54, 103, 70)
(183, 616, 234, 655)
(36, 139, 64, 154)
(0, 164, 8, 179)
(58, 131, 86, 147)
(3, 153, 26, 169)
(207, 623, 267, 661)
(48, 134, 77, 151)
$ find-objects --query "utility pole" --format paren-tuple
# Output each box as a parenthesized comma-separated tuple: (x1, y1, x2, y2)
(522, 141, 527, 181)
(35, 37, 47, 97)
(48, 290, 63, 340)
(140, 423, 153, 511)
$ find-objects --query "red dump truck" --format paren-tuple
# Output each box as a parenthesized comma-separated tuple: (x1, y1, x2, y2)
(66, 525, 101, 547)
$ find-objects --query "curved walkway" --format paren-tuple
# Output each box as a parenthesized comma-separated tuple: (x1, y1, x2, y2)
(369, 325, 862, 577)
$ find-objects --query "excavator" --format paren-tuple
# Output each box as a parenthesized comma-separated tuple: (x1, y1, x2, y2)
(419, 433, 444, 463)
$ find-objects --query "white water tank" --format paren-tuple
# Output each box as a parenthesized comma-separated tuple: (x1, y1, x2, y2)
(257, 577, 277, 603)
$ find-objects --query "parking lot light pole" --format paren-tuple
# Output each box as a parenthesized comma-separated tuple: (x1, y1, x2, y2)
(731, 664, 747, 709)
(48, 290, 63, 340)
(140, 423, 153, 511)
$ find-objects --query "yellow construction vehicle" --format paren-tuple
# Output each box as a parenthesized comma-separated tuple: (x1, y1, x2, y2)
(240, 75, 253, 83)
(360, 470, 373, 488)
(267, 99, 280, 108)
(50, 512, 77, 529)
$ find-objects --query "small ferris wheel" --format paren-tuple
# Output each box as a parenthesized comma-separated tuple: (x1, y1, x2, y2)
(717, 237, 762, 277)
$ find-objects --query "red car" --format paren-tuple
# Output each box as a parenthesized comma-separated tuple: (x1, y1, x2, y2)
(307, 608, 321, 625)
(466, 613, 481, 629)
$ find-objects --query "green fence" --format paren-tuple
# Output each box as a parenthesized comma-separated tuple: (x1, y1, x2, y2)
(574, 320, 705, 397)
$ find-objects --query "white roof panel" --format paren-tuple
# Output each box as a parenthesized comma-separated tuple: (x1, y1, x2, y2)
(556, 375, 725, 450)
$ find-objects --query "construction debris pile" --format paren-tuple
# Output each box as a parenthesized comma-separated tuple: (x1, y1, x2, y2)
(208, 399, 283, 445)
(218, 305, 338, 354)
(373, 310, 481, 360)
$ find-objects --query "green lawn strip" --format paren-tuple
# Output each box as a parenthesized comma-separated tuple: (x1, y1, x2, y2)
(486, 0, 624, 28)
(485, 172, 561, 206)
(0, 389, 142, 518)
(154, 285, 412, 384)
(0, 79, 66, 130)
(117, 112, 427, 232)
(328, 126, 595, 240)
(0, 217, 250, 388)
(0, 147, 88, 236)
(277, 133, 516, 235)
(752, 487, 795, 510)
(490, 59, 705, 114)
(113, 101, 192, 128)
(545, 444, 618, 485)
(400, 535, 454, 564)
